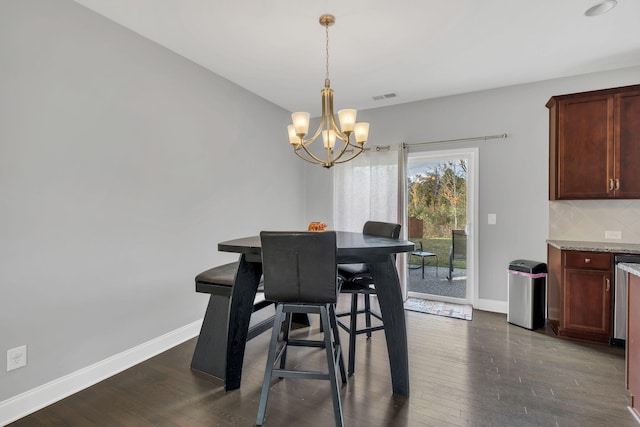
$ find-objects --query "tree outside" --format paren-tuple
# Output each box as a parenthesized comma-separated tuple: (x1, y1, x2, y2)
(408, 159, 467, 239)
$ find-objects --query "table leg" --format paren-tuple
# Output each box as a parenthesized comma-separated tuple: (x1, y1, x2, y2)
(191, 293, 232, 379)
(190, 255, 262, 389)
(368, 255, 410, 397)
(225, 255, 262, 390)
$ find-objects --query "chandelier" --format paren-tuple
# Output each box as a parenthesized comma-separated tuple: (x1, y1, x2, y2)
(287, 14, 370, 169)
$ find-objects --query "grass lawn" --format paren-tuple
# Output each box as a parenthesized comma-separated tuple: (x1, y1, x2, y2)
(409, 237, 466, 269)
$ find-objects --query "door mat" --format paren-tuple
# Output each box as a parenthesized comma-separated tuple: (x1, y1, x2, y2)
(404, 298, 473, 321)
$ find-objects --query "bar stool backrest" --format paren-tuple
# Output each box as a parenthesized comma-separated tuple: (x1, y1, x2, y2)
(363, 221, 401, 239)
(260, 231, 338, 304)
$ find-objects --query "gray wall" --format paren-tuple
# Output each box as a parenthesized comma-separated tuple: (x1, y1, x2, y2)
(304, 66, 640, 307)
(0, 0, 304, 402)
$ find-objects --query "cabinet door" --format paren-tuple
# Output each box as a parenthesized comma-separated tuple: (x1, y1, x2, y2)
(556, 95, 614, 199)
(615, 90, 640, 198)
(563, 268, 612, 336)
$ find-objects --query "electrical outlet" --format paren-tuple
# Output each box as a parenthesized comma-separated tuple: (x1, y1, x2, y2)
(7, 345, 27, 372)
(605, 230, 622, 240)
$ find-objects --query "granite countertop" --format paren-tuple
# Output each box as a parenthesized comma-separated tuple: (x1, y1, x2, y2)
(618, 262, 640, 277)
(547, 240, 640, 254)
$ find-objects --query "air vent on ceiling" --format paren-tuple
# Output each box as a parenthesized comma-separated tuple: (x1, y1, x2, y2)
(372, 93, 398, 101)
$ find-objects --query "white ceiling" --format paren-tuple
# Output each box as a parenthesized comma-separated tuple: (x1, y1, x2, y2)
(72, 0, 640, 116)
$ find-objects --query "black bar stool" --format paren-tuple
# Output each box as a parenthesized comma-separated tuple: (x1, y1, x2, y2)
(256, 231, 347, 427)
(337, 221, 401, 375)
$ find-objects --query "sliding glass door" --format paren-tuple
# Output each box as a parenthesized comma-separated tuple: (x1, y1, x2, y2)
(405, 147, 477, 305)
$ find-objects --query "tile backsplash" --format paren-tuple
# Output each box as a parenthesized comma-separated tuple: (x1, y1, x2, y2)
(549, 200, 640, 243)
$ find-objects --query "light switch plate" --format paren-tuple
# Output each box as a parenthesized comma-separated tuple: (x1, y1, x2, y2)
(488, 213, 496, 225)
(605, 230, 622, 240)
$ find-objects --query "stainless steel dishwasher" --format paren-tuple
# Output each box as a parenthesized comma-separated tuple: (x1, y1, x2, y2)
(612, 254, 640, 347)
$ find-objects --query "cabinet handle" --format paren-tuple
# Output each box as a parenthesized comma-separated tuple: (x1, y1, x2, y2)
(609, 179, 615, 191)
(584, 258, 591, 263)
(615, 179, 620, 191)
(606, 278, 610, 292)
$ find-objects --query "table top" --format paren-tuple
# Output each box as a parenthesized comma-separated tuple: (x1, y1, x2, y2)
(219, 231, 414, 261)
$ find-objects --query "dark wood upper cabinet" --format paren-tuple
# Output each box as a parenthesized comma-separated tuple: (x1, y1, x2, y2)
(547, 84, 640, 200)
(616, 90, 640, 198)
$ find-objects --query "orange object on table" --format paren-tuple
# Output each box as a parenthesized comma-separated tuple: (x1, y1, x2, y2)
(308, 222, 327, 232)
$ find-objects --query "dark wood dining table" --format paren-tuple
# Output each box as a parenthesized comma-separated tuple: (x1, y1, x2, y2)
(191, 231, 414, 396)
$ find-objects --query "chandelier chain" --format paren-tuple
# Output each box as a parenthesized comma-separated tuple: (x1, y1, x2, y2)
(325, 22, 330, 83)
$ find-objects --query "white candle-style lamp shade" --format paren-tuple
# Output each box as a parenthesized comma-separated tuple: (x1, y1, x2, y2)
(322, 129, 336, 149)
(338, 109, 357, 133)
(291, 112, 310, 136)
(288, 125, 301, 146)
(354, 122, 370, 144)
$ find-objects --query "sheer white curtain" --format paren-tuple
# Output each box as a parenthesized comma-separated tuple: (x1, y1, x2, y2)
(334, 145, 401, 231)
(334, 144, 408, 295)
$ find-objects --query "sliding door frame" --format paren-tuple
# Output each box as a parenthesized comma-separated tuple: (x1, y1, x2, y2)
(403, 146, 478, 307)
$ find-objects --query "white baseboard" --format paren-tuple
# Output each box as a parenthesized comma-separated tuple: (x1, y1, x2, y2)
(475, 298, 507, 314)
(0, 320, 202, 426)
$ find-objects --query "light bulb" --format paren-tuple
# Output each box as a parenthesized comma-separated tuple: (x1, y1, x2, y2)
(354, 122, 369, 144)
(291, 112, 310, 136)
(322, 130, 336, 149)
(338, 109, 357, 133)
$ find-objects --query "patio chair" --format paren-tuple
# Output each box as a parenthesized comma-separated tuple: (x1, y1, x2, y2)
(410, 241, 438, 279)
(447, 229, 467, 280)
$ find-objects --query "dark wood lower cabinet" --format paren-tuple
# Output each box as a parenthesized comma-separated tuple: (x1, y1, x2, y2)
(563, 267, 612, 339)
(547, 245, 613, 343)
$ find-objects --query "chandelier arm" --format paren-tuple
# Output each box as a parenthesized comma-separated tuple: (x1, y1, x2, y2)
(302, 123, 324, 146)
(295, 142, 328, 165)
(326, 89, 348, 141)
(293, 147, 325, 165)
(333, 140, 365, 163)
(329, 115, 348, 141)
(345, 140, 364, 149)
(333, 144, 366, 164)
(329, 138, 354, 163)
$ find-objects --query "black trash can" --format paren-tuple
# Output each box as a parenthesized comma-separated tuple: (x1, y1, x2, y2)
(507, 260, 547, 330)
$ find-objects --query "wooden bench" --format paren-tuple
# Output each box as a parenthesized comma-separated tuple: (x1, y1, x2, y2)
(191, 259, 311, 385)
(195, 261, 274, 341)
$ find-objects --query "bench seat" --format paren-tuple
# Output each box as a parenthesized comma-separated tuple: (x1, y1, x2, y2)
(194, 261, 274, 345)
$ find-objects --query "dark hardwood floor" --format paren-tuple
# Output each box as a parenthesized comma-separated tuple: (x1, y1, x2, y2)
(9, 299, 638, 427)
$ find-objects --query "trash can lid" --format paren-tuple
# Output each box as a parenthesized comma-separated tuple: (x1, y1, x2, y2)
(508, 259, 547, 274)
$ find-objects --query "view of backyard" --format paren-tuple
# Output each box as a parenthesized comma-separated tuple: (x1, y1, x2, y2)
(407, 237, 465, 271)
(407, 158, 468, 298)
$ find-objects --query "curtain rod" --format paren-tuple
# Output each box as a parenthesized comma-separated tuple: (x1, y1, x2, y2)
(345, 144, 391, 153)
(403, 133, 508, 149)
